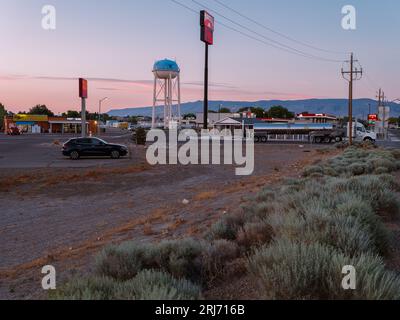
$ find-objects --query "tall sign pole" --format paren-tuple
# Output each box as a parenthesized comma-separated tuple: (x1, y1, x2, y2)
(200, 10, 214, 129)
(79, 78, 88, 137)
(341, 53, 363, 145)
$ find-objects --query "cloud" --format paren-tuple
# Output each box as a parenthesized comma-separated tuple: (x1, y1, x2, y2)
(0, 73, 239, 89)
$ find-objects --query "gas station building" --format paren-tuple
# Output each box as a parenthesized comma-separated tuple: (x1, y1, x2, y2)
(3, 114, 97, 135)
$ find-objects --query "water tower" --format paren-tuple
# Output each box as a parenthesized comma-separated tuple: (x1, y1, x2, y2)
(152, 59, 181, 129)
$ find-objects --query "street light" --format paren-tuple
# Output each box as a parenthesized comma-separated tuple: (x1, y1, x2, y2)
(98, 97, 109, 135)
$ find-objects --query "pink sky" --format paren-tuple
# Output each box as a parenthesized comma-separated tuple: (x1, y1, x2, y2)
(1, 75, 318, 114)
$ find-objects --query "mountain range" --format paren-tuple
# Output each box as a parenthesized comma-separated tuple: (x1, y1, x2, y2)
(107, 99, 400, 118)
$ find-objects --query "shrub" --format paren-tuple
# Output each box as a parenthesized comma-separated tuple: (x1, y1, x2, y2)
(303, 165, 323, 177)
(127, 270, 201, 300)
(207, 211, 249, 241)
(236, 221, 274, 250)
(248, 240, 400, 300)
(201, 240, 239, 282)
(349, 163, 366, 176)
(135, 128, 147, 145)
(95, 242, 149, 281)
(52, 277, 122, 300)
(53, 270, 201, 300)
(95, 239, 207, 283)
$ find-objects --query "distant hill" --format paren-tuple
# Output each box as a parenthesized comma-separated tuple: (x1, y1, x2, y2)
(107, 99, 400, 118)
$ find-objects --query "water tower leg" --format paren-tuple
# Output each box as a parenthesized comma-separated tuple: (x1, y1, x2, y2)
(152, 76, 157, 129)
(177, 74, 181, 127)
(164, 79, 168, 129)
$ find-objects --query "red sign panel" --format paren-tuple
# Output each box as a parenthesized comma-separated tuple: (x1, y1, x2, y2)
(79, 78, 88, 99)
(200, 10, 214, 45)
(368, 114, 378, 122)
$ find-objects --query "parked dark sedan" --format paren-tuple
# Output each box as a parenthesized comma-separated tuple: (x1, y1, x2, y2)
(62, 137, 129, 160)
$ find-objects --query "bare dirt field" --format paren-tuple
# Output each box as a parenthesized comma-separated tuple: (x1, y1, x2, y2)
(0, 139, 338, 299)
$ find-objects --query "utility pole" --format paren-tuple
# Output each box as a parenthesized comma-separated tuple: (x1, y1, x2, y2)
(200, 10, 215, 130)
(203, 43, 209, 129)
(341, 53, 363, 145)
(382, 91, 387, 140)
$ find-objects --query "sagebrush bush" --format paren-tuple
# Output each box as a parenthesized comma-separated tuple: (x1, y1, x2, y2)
(95, 242, 149, 281)
(95, 238, 241, 286)
(127, 270, 201, 300)
(96, 239, 206, 282)
(236, 221, 274, 250)
(248, 240, 400, 300)
(201, 240, 239, 282)
(53, 270, 201, 300)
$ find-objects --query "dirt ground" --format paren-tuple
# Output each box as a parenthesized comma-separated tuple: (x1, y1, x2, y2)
(0, 142, 338, 299)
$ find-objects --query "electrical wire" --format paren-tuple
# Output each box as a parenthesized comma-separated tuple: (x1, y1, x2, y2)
(212, 0, 349, 55)
(190, 0, 344, 62)
(170, 0, 343, 63)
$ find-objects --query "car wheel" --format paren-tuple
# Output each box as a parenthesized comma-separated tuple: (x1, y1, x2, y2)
(254, 136, 260, 143)
(70, 151, 80, 160)
(335, 137, 343, 143)
(364, 137, 373, 142)
(111, 150, 120, 159)
(315, 137, 322, 144)
(261, 136, 268, 143)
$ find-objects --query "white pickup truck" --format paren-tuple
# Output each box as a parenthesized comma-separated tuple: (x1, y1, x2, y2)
(347, 122, 377, 142)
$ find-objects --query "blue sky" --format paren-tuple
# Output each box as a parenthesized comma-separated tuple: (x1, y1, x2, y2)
(0, 0, 399, 113)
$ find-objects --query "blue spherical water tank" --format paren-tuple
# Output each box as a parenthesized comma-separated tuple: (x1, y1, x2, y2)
(153, 59, 180, 79)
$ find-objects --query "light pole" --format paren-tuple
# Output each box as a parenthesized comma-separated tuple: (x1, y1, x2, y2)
(98, 97, 108, 135)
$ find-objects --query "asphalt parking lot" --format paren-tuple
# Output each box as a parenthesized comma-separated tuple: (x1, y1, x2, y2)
(0, 129, 398, 169)
(0, 131, 134, 169)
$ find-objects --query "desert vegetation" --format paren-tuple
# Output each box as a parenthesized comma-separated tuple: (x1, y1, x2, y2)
(54, 145, 400, 300)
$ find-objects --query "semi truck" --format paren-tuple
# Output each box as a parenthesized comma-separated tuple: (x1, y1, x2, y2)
(253, 121, 376, 144)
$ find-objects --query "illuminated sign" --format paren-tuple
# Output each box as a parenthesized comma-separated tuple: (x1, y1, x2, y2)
(200, 10, 214, 45)
(368, 114, 378, 124)
(79, 78, 88, 98)
(13, 114, 48, 122)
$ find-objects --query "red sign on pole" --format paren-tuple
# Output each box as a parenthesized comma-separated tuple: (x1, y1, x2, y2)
(200, 10, 214, 45)
(368, 114, 378, 124)
(79, 78, 88, 99)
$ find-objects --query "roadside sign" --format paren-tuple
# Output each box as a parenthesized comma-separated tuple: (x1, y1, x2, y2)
(368, 114, 378, 125)
(200, 10, 214, 45)
(79, 78, 88, 99)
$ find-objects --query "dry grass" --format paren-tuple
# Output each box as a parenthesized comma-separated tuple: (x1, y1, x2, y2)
(0, 163, 151, 191)
(193, 191, 218, 201)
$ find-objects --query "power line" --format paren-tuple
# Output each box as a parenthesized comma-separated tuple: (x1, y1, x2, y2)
(213, 0, 349, 55)
(169, 0, 343, 63)
(190, 0, 343, 63)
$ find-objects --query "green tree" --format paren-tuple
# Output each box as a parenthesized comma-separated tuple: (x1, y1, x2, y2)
(62, 110, 80, 118)
(135, 127, 147, 145)
(389, 117, 399, 126)
(266, 106, 294, 119)
(239, 107, 266, 118)
(0, 103, 7, 131)
(28, 105, 54, 117)
(219, 107, 231, 113)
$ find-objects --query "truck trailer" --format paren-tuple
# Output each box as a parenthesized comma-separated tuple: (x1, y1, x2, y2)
(253, 122, 376, 144)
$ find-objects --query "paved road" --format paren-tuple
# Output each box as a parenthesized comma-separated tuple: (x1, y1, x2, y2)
(0, 133, 133, 169)
(377, 129, 400, 149)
